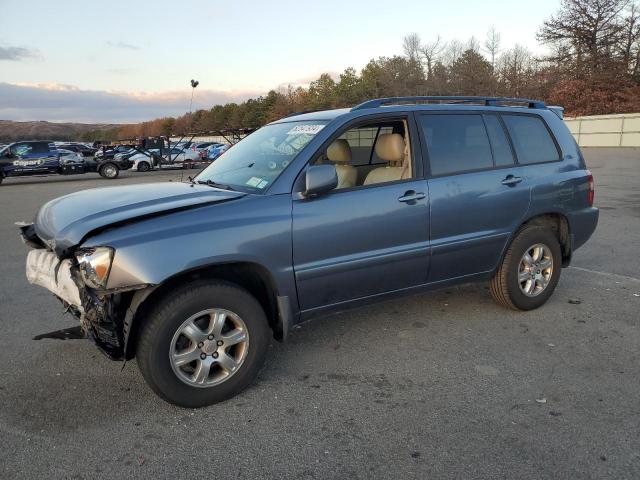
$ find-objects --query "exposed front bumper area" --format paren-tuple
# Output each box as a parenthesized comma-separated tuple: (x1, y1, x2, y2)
(25, 249, 127, 359)
(26, 249, 82, 311)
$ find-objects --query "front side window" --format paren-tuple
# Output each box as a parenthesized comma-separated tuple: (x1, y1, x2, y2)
(11, 143, 33, 156)
(312, 119, 414, 190)
(196, 120, 328, 193)
(501, 114, 560, 164)
(420, 114, 493, 176)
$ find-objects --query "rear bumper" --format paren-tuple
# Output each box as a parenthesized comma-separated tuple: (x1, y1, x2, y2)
(568, 207, 599, 251)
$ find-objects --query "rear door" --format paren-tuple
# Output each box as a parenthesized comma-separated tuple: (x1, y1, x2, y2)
(419, 112, 531, 283)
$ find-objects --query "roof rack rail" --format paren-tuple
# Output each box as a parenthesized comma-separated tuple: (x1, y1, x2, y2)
(352, 96, 547, 111)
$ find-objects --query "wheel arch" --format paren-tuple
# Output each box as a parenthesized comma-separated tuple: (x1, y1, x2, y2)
(124, 261, 286, 360)
(499, 212, 572, 272)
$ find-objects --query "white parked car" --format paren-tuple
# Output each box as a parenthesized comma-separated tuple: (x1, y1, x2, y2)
(57, 148, 84, 164)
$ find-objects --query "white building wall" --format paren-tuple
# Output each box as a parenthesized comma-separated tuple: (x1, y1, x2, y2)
(564, 113, 640, 147)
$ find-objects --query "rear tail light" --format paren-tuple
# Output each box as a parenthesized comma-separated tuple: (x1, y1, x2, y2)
(586, 170, 594, 206)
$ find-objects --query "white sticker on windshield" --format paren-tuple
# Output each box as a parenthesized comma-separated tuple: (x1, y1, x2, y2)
(287, 124, 325, 136)
(246, 177, 262, 187)
(257, 180, 269, 189)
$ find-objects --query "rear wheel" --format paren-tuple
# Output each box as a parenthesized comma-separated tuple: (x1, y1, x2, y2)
(99, 163, 119, 179)
(490, 225, 562, 310)
(137, 161, 151, 172)
(136, 281, 270, 407)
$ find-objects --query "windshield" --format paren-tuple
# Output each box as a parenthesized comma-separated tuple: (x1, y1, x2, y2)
(195, 120, 328, 193)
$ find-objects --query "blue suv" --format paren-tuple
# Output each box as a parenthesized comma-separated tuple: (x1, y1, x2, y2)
(20, 97, 598, 407)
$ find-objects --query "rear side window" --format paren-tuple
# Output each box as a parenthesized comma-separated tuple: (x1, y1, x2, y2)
(420, 114, 493, 175)
(483, 115, 514, 166)
(30, 142, 51, 154)
(501, 114, 560, 164)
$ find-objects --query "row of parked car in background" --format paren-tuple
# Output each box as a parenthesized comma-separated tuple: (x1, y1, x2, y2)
(0, 139, 231, 184)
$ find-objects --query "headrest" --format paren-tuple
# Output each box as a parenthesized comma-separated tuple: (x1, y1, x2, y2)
(327, 139, 352, 163)
(375, 134, 404, 163)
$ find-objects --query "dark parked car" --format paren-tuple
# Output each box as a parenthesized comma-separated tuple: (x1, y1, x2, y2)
(58, 143, 98, 157)
(21, 96, 598, 407)
(93, 145, 134, 178)
(0, 141, 85, 182)
(94, 145, 131, 161)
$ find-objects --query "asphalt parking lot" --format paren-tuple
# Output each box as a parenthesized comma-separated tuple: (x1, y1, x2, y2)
(0, 150, 639, 479)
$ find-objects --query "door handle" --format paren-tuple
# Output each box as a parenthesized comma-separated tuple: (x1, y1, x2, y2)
(501, 175, 523, 186)
(398, 191, 426, 203)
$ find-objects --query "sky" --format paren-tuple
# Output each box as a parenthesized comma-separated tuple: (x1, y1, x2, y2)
(0, 0, 560, 123)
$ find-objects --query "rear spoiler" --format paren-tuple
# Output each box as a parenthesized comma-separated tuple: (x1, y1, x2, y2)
(548, 106, 564, 119)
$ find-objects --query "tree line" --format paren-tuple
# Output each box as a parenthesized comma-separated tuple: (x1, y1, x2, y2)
(86, 0, 640, 141)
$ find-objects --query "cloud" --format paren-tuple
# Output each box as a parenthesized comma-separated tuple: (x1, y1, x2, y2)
(0, 82, 262, 123)
(0, 45, 40, 61)
(105, 68, 136, 75)
(106, 41, 141, 51)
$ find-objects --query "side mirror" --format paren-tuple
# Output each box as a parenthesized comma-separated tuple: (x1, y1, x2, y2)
(304, 164, 338, 197)
(4, 151, 13, 158)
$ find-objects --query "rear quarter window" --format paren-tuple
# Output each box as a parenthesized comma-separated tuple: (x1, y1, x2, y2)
(483, 115, 514, 166)
(501, 114, 560, 164)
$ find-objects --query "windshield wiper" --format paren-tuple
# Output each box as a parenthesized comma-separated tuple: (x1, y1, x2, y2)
(196, 179, 235, 191)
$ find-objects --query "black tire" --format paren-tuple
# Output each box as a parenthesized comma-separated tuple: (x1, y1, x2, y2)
(136, 280, 270, 408)
(99, 163, 119, 179)
(137, 161, 151, 172)
(490, 225, 562, 311)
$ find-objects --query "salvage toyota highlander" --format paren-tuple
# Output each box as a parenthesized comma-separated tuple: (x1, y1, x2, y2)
(20, 96, 599, 407)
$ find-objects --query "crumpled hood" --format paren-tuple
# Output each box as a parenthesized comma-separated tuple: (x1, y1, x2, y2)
(34, 182, 245, 256)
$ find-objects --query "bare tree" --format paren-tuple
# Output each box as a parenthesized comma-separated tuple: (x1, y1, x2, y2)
(537, 0, 630, 77)
(422, 35, 445, 78)
(620, 2, 640, 76)
(497, 45, 537, 96)
(467, 36, 481, 53)
(403, 33, 423, 66)
(484, 26, 502, 69)
(443, 39, 465, 66)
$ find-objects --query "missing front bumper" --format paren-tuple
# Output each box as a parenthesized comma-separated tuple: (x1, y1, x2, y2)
(25, 249, 127, 359)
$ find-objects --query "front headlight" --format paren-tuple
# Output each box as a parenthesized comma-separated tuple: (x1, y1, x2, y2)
(76, 247, 114, 289)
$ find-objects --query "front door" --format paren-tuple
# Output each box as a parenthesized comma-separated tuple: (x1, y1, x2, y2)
(292, 116, 430, 313)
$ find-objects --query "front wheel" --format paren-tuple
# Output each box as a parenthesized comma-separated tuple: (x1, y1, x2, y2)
(136, 281, 270, 407)
(137, 161, 151, 172)
(99, 163, 119, 179)
(490, 225, 562, 310)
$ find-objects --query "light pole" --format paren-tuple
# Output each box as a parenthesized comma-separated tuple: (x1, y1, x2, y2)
(188, 79, 199, 130)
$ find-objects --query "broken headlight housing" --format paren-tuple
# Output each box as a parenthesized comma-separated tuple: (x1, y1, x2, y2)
(75, 247, 114, 289)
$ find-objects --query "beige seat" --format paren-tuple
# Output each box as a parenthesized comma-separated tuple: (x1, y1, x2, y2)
(364, 133, 408, 185)
(327, 139, 357, 189)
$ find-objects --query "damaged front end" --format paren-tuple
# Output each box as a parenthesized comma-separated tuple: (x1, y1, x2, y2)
(22, 223, 142, 360)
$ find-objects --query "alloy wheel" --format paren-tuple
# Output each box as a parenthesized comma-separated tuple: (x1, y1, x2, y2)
(169, 309, 249, 388)
(518, 243, 554, 297)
